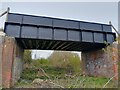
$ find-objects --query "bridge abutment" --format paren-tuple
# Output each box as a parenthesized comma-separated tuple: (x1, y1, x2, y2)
(81, 43, 118, 80)
(0, 36, 24, 88)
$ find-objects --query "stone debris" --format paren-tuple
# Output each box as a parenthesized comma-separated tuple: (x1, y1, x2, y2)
(32, 78, 64, 88)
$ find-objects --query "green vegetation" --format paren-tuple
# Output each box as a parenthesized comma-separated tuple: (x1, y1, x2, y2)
(15, 51, 117, 88)
(23, 50, 32, 64)
(48, 51, 81, 74)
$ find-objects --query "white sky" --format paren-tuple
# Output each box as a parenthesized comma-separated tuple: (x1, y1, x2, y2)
(1, 0, 120, 2)
(0, 1, 118, 59)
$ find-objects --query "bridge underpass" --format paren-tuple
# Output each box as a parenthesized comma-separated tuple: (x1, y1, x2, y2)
(1, 13, 118, 88)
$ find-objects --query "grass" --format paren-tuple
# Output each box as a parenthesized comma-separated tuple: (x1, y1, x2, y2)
(15, 58, 117, 88)
(20, 66, 66, 80)
(16, 71, 117, 88)
(52, 76, 117, 88)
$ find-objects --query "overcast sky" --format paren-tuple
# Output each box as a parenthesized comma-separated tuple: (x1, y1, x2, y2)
(0, 2, 118, 59)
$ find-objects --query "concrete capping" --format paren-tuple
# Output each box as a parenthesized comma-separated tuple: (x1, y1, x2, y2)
(0, 31, 5, 36)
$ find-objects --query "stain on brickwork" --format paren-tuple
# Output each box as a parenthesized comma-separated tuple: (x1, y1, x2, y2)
(11, 43, 24, 86)
(81, 43, 118, 79)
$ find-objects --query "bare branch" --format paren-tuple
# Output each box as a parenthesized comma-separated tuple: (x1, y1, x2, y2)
(101, 74, 117, 89)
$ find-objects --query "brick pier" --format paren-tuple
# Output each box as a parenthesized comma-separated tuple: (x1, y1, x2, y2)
(0, 36, 24, 88)
(81, 43, 118, 80)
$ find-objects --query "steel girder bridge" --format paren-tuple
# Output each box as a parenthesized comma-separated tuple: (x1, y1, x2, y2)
(4, 13, 116, 51)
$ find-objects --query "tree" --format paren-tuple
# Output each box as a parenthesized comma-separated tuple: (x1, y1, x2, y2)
(48, 51, 81, 74)
(23, 50, 32, 64)
(0, 28, 4, 31)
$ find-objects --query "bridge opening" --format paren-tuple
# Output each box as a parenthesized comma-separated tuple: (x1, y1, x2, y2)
(20, 49, 82, 88)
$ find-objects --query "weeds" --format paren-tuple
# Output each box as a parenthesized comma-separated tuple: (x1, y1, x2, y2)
(15, 52, 117, 88)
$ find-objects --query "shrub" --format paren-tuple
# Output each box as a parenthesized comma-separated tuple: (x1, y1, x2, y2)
(23, 50, 32, 64)
(32, 58, 50, 68)
(48, 51, 81, 74)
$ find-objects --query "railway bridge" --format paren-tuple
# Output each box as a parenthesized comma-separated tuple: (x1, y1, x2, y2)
(0, 13, 118, 88)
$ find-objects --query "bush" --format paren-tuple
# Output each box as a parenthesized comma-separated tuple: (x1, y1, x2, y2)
(32, 58, 50, 68)
(23, 50, 32, 64)
(48, 51, 81, 74)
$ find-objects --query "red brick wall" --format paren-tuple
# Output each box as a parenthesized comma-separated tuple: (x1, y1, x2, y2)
(2, 37, 15, 88)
